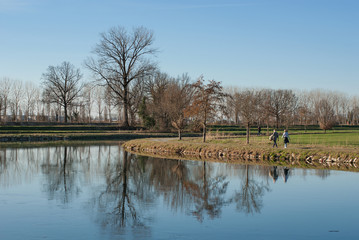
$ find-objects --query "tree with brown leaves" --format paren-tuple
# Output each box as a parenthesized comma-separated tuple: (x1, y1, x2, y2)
(185, 76, 226, 142)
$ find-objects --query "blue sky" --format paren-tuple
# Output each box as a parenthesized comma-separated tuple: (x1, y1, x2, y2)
(0, 0, 358, 94)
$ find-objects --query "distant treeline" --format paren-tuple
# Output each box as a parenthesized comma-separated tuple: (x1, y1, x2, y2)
(1, 26, 358, 135)
(1, 76, 358, 130)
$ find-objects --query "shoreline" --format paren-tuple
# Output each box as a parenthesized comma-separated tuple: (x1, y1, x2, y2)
(123, 138, 359, 171)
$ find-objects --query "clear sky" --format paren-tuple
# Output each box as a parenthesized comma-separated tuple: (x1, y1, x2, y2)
(0, 0, 358, 94)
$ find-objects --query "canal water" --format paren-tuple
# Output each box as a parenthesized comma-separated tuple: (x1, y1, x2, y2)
(0, 144, 358, 240)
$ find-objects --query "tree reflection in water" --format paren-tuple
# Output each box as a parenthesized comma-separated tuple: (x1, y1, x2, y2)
(184, 161, 230, 221)
(0, 145, 337, 238)
(147, 157, 230, 222)
(232, 165, 269, 215)
(93, 148, 153, 237)
(41, 146, 79, 204)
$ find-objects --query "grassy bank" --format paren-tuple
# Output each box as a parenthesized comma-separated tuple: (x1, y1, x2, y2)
(123, 133, 359, 171)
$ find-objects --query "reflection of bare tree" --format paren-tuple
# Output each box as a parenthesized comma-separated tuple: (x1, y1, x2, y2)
(94, 149, 153, 237)
(41, 146, 79, 204)
(0, 149, 6, 177)
(184, 161, 229, 222)
(147, 158, 230, 222)
(148, 158, 190, 211)
(0, 148, 34, 187)
(233, 165, 269, 215)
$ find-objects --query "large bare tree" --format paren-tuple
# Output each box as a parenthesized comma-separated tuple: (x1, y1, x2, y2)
(42, 61, 83, 123)
(86, 26, 157, 127)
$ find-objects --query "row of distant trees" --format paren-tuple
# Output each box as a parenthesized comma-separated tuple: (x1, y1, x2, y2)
(1, 26, 359, 137)
(1, 72, 359, 128)
(0, 77, 119, 123)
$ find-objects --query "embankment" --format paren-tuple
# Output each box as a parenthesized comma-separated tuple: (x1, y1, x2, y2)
(123, 138, 359, 170)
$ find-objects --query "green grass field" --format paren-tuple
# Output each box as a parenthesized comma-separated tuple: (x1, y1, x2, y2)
(289, 133, 359, 146)
(206, 125, 359, 147)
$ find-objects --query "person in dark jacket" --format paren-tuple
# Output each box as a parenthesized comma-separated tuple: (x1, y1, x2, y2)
(270, 129, 279, 148)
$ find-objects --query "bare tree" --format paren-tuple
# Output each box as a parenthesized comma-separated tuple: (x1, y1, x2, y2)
(24, 82, 38, 121)
(225, 87, 241, 125)
(34, 88, 43, 122)
(348, 96, 359, 125)
(128, 78, 146, 126)
(0, 92, 4, 122)
(185, 76, 227, 142)
(104, 86, 116, 122)
(259, 89, 273, 135)
(237, 89, 260, 144)
(145, 71, 172, 130)
(168, 74, 193, 140)
(295, 90, 314, 131)
(265, 89, 297, 129)
(9, 80, 23, 121)
(339, 94, 349, 125)
(94, 85, 104, 122)
(0, 78, 13, 122)
(82, 83, 95, 123)
(316, 98, 336, 133)
(86, 26, 157, 127)
(42, 61, 83, 123)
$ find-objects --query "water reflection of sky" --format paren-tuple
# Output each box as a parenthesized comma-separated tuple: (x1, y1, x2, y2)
(0, 145, 358, 240)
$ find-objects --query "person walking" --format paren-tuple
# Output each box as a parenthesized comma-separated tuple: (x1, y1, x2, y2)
(282, 129, 290, 148)
(270, 129, 279, 148)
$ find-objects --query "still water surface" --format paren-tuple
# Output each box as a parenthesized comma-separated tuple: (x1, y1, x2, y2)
(0, 144, 358, 240)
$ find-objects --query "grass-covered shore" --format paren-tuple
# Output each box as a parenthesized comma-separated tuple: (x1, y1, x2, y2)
(123, 136, 359, 159)
(123, 130, 359, 171)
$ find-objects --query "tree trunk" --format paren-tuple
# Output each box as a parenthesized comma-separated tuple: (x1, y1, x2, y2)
(202, 122, 206, 143)
(178, 129, 182, 140)
(123, 87, 129, 127)
(246, 122, 250, 144)
(64, 104, 68, 123)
